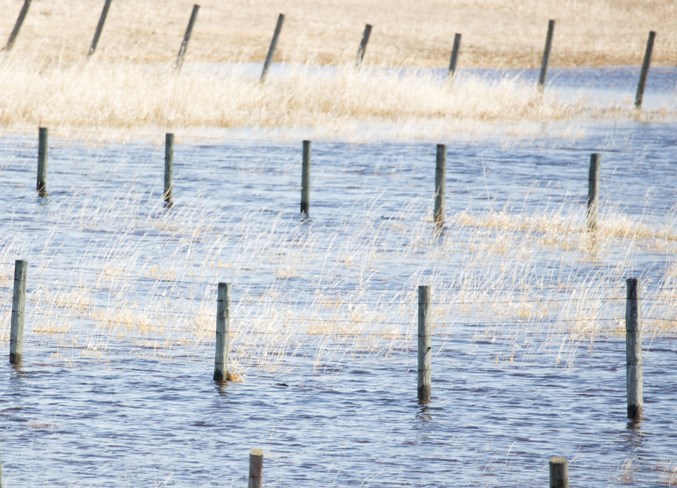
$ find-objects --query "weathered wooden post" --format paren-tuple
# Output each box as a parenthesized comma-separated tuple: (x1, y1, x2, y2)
(164, 133, 174, 206)
(88, 0, 112, 57)
(538, 19, 556, 89)
(37, 127, 48, 197)
(260, 13, 285, 82)
(10, 260, 27, 365)
(175, 4, 200, 71)
(213, 282, 231, 382)
(434, 144, 446, 228)
(549, 456, 569, 488)
(448, 33, 462, 78)
(635, 31, 656, 109)
(355, 24, 372, 69)
(626, 278, 643, 420)
(4, 0, 32, 51)
(248, 448, 263, 488)
(301, 140, 311, 219)
(587, 153, 600, 231)
(417, 285, 431, 403)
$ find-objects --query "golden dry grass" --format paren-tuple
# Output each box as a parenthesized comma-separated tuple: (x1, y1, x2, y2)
(1, 0, 675, 67)
(0, 0, 675, 137)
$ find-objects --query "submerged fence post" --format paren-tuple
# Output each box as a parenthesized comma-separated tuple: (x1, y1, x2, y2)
(635, 31, 656, 109)
(175, 4, 200, 70)
(549, 456, 569, 488)
(448, 33, 462, 78)
(626, 278, 643, 420)
(260, 13, 285, 82)
(213, 282, 231, 382)
(417, 285, 431, 403)
(538, 19, 556, 89)
(355, 23, 372, 69)
(88, 0, 112, 57)
(248, 449, 263, 488)
(4, 0, 32, 51)
(37, 127, 48, 197)
(434, 144, 446, 227)
(10, 260, 27, 365)
(301, 140, 311, 219)
(164, 133, 174, 206)
(587, 153, 600, 231)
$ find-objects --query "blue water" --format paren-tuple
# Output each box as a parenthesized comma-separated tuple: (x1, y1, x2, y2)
(0, 71, 675, 486)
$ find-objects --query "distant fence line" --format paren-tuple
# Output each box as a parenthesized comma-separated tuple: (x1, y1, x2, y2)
(24, 128, 677, 234)
(1, 1, 659, 106)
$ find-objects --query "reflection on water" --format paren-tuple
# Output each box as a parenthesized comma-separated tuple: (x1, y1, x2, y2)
(0, 75, 675, 485)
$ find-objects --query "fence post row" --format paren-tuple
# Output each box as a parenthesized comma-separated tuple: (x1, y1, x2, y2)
(175, 4, 200, 71)
(417, 285, 432, 403)
(213, 282, 231, 382)
(549, 456, 569, 488)
(164, 133, 174, 206)
(260, 13, 285, 82)
(4, 0, 32, 51)
(355, 23, 373, 69)
(626, 278, 643, 420)
(10, 260, 28, 365)
(37, 127, 48, 197)
(301, 140, 311, 219)
(88, 0, 112, 57)
(586, 153, 600, 231)
(538, 19, 556, 89)
(448, 33, 462, 78)
(635, 31, 656, 109)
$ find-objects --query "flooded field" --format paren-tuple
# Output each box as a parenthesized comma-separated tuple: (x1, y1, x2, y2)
(0, 69, 676, 485)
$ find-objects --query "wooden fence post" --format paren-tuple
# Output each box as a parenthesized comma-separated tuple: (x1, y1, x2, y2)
(164, 133, 174, 207)
(434, 144, 446, 228)
(448, 33, 462, 78)
(10, 260, 27, 365)
(4, 0, 32, 51)
(549, 456, 569, 488)
(635, 31, 656, 109)
(260, 13, 285, 82)
(248, 448, 263, 488)
(418, 285, 431, 403)
(626, 278, 643, 420)
(587, 153, 600, 231)
(355, 24, 372, 69)
(538, 19, 556, 89)
(37, 127, 48, 197)
(88, 0, 112, 57)
(175, 4, 200, 70)
(301, 140, 311, 219)
(213, 282, 231, 382)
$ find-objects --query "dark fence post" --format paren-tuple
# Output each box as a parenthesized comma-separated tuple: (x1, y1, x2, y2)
(434, 144, 446, 228)
(37, 127, 48, 197)
(635, 31, 656, 109)
(549, 456, 569, 488)
(355, 24, 372, 69)
(417, 285, 431, 403)
(538, 19, 556, 89)
(448, 33, 462, 78)
(248, 449, 263, 488)
(260, 13, 285, 82)
(626, 278, 643, 420)
(301, 140, 311, 219)
(88, 0, 113, 57)
(4, 0, 32, 51)
(175, 4, 200, 71)
(164, 133, 174, 207)
(587, 153, 600, 230)
(213, 282, 231, 382)
(10, 260, 27, 365)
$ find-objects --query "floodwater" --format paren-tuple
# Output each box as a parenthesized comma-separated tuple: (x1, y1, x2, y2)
(0, 69, 676, 486)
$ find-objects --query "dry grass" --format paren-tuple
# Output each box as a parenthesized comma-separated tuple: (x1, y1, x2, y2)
(1, 0, 675, 68)
(0, 0, 675, 137)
